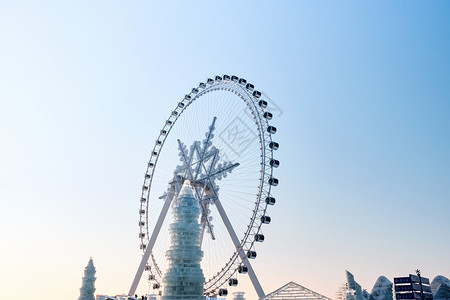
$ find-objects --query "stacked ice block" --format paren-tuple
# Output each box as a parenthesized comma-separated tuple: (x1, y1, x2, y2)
(162, 180, 206, 300)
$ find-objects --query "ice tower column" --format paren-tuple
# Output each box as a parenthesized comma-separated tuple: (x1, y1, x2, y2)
(78, 258, 96, 300)
(162, 180, 206, 300)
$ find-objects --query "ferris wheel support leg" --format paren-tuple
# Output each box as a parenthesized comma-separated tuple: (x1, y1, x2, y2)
(199, 202, 210, 248)
(214, 198, 266, 299)
(128, 185, 176, 296)
(199, 223, 206, 248)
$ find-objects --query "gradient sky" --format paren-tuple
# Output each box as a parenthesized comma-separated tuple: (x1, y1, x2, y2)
(1, 1, 449, 299)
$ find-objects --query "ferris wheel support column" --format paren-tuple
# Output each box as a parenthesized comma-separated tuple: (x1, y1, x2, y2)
(214, 198, 266, 299)
(129, 184, 177, 296)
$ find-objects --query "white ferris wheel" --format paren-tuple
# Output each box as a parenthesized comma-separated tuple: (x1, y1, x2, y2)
(129, 75, 279, 299)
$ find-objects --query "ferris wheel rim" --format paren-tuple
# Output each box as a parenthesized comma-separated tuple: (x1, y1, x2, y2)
(137, 75, 278, 295)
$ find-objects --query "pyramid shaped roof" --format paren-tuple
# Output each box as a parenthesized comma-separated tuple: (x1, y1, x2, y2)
(263, 281, 332, 300)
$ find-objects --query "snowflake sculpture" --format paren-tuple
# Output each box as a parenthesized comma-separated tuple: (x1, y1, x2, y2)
(173, 117, 239, 240)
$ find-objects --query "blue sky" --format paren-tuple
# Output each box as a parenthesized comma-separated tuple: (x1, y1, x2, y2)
(0, 1, 449, 299)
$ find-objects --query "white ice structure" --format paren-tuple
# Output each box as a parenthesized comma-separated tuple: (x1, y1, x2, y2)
(336, 271, 370, 300)
(161, 180, 205, 300)
(369, 276, 393, 300)
(79, 258, 96, 300)
(346, 271, 365, 300)
(432, 275, 450, 300)
(96, 295, 148, 300)
(336, 285, 357, 300)
(233, 292, 246, 300)
(263, 281, 331, 300)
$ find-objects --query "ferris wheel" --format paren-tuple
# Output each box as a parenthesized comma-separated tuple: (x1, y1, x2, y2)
(129, 75, 279, 299)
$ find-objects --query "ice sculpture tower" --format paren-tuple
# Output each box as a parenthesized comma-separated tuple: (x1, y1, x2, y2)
(161, 180, 206, 300)
(78, 257, 96, 300)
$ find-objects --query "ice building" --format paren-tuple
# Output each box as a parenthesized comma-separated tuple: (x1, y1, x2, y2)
(96, 296, 119, 300)
(347, 271, 365, 300)
(161, 180, 205, 300)
(263, 281, 331, 300)
(79, 258, 96, 300)
(336, 271, 370, 300)
(96, 295, 150, 300)
(336, 284, 357, 300)
(369, 276, 393, 300)
(432, 276, 450, 300)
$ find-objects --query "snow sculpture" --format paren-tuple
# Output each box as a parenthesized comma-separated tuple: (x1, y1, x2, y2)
(432, 276, 450, 300)
(78, 258, 96, 300)
(336, 284, 357, 300)
(346, 271, 364, 300)
(161, 180, 205, 300)
(369, 276, 393, 300)
(363, 290, 371, 300)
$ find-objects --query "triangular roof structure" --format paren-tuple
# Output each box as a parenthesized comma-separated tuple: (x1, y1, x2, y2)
(263, 281, 332, 300)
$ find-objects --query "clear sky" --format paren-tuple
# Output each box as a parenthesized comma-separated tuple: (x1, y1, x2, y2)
(1, 1, 449, 299)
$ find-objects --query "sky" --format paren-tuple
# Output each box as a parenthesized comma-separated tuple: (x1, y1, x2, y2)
(1, 1, 449, 299)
